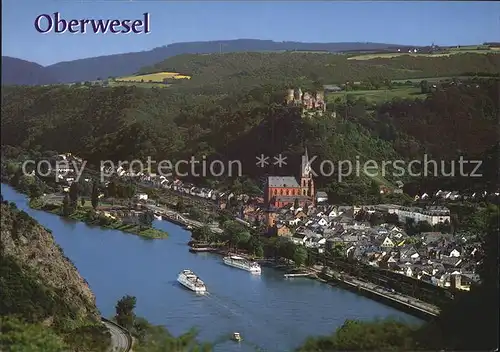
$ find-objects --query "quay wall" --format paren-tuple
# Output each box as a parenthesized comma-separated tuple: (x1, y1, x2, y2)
(322, 274, 439, 321)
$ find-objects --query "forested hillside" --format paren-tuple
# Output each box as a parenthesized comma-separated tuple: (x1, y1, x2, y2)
(2, 53, 498, 202)
(1, 56, 58, 85)
(138, 52, 500, 94)
(2, 39, 414, 85)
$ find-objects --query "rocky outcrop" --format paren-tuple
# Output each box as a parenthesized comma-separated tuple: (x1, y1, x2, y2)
(0, 200, 100, 331)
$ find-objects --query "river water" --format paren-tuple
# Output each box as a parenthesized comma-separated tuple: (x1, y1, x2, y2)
(1, 184, 421, 352)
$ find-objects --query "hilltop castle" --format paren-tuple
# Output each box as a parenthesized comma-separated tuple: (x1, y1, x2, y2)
(285, 88, 326, 117)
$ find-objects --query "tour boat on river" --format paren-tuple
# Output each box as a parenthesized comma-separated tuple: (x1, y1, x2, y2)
(177, 269, 207, 293)
(223, 255, 261, 274)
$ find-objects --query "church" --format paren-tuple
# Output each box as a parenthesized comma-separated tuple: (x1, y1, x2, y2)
(264, 149, 315, 209)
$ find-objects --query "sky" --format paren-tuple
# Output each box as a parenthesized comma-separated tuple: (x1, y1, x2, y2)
(2, 1, 499, 66)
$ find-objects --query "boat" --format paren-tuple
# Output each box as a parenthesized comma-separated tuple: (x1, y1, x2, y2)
(186, 225, 193, 230)
(154, 214, 162, 220)
(223, 255, 261, 274)
(177, 269, 207, 293)
(232, 332, 241, 341)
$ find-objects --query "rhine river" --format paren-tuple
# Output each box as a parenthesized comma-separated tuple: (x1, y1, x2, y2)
(2, 184, 421, 352)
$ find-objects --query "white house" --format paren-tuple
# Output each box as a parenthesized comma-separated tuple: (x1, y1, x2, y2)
(316, 191, 328, 203)
(449, 249, 461, 258)
(291, 234, 307, 245)
(396, 206, 450, 225)
(404, 265, 413, 277)
(317, 218, 329, 227)
(136, 193, 148, 201)
(380, 236, 395, 248)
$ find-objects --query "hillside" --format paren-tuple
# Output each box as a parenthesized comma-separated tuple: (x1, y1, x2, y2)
(2, 39, 416, 84)
(137, 52, 500, 94)
(0, 200, 110, 351)
(1, 56, 59, 85)
(2, 73, 498, 201)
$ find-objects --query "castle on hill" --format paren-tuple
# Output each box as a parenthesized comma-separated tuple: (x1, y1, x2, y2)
(285, 88, 326, 117)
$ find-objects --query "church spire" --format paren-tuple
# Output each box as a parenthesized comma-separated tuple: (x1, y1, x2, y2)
(302, 147, 311, 177)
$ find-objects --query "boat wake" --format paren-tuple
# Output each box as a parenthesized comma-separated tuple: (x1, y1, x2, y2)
(203, 292, 244, 317)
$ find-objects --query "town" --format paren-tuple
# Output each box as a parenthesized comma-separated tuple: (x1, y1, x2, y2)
(15, 150, 497, 297)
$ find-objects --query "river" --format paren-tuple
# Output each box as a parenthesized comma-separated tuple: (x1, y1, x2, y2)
(1, 184, 421, 352)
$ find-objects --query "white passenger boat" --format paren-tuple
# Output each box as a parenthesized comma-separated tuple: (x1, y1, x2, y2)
(154, 214, 162, 220)
(223, 255, 261, 274)
(177, 269, 207, 293)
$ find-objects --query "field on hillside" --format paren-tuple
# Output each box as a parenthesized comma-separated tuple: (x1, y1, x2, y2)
(348, 48, 500, 60)
(107, 80, 169, 88)
(117, 72, 191, 83)
(326, 86, 426, 104)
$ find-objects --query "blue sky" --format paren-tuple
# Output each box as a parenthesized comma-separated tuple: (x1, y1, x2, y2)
(2, 1, 499, 66)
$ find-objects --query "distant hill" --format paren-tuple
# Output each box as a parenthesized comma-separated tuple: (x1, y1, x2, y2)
(1, 57, 58, 85)
(2, 39, 415, 85)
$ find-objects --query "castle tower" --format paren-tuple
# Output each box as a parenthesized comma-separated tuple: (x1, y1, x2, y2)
(294, 88, 302, 101)
(300, 148, 315, 203)
(265, 207, 278, 234)
(286, 89, 295, 104)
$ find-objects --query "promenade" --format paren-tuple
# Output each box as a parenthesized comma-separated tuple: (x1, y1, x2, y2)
(314, 266, 440, 319)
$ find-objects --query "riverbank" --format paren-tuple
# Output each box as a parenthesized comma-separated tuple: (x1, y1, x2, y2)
(24, 192, 169, 239)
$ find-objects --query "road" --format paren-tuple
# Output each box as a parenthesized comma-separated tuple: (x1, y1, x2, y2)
(315, 266, 440, 316)
(347, 275, 440, 315)
(102, 320, 132, 352)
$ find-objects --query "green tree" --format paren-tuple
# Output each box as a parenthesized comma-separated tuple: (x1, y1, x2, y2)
(80, 197, 85, 207)
(369, 213, 384, 227)
(69, 182, 79, 209)
(293, 198, 299, 209)
(176, 198, 186, 213)
(293, 246, 308, 267)
(191, 226, 214, 243)
(134, 325, 212, 352)
(297, 319, 418, 351)
(139, 211, 154, 229)
(231, 178, 243, 194)
(0, 316, 67, 352)
(115, 295, 137, 330)
(91, 182, 99, 209)
(420, 80, 429, 94)
(416, 220, 433, 233)
(188, 207, 203, 221)
(28, 182, 43, 200)
(62, 194, 72, 216)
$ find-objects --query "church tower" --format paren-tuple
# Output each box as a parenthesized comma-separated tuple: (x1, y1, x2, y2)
(300, 148, 315, 203)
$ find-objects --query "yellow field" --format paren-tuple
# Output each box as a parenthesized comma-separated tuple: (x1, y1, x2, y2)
(117, 72, 191, 82)
(347, 50, 499, 60)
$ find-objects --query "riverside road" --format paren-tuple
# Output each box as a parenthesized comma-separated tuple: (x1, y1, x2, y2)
(102, 319, 131, 352)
